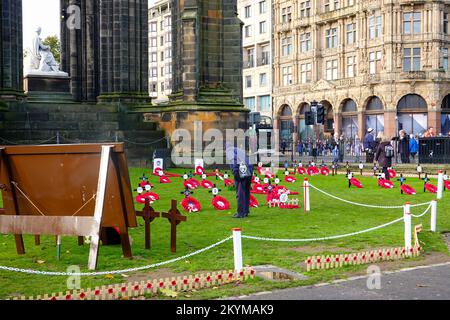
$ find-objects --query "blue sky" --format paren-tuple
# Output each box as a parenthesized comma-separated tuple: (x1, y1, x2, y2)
(22, 0, 157, 49)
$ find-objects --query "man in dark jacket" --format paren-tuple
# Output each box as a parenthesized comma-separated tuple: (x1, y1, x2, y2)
(338, 135, 345, 163)
(398, 130, 410, 163)
(226, 144, 254, 218)
(375, 135, 394, 180)
(364, 128, 376, 163)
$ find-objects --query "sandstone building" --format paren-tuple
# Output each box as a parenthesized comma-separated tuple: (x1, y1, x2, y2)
(272, 0, 450, 146)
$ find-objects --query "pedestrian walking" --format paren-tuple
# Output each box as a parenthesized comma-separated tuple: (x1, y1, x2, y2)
(375, 132, 395, 180)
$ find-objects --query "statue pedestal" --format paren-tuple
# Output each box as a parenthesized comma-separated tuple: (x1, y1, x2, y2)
(24, 72, 73, 102)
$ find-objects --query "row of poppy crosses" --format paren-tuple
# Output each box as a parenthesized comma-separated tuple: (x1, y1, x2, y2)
(135, 163, 449, 213)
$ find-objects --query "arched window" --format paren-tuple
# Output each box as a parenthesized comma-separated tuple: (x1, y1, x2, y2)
(279, 105, 293, 150)
(341, 99, 358, 140)
(365, 96, 384, 137)
(320, 100, 334, 135)
(397, 94, 428, 135)
(397, 94, 427, 111)
(342, 99, 357, 113)
(297, 103, 312, 141)
(280, 105, 293, 117)
(442, 95, 450, 135)
(366, 96, 383, 111)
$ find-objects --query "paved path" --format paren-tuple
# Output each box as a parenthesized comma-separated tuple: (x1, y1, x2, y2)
(233, 262, 450, 300)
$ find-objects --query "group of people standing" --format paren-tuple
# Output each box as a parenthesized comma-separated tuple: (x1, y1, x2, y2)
(364, 128, 420, 165)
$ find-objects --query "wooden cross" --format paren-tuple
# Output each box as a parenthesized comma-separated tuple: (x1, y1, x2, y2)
(136, 198, 160, 249)
(162, 199, 187, 253)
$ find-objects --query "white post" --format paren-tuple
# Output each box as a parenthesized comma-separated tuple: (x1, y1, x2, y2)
(232, 228, 243, 272)
(437, 171, 444, 200)
(431, 200, 437, 232)
(404, 202, 412, 252)
(303, 178, 310, 212)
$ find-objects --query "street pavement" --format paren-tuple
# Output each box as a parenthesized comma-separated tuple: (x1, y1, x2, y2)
(232, 263, 450, 300)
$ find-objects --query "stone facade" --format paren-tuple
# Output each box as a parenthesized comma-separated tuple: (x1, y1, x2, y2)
(273, 0, 450, 146)
(145, 0, 249, 142)
(0, 0, 164, 164)
(60, 0, 150, 103)
(0, 0, 24, 101)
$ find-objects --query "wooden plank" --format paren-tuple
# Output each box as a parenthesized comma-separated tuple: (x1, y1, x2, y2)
(1, 143, 124, 155)
(88, 146, 111, 270)
(0, 215, 99, 236)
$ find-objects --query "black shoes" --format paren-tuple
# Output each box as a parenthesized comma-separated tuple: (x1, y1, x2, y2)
(232, 213, 249, 218)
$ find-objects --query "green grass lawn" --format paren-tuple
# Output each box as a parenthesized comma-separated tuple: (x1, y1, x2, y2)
(0, 167, 449, 299)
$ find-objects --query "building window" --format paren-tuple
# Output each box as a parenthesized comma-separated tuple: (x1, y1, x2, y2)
(150, 22, 157, 32)
(151, 52, 157, 63)
(347, 56, 357, 77)
(259, 95, 271, 112)
(245, 97, 256, 112)
(282, 66, 293, 86)
(165, 65, 172, 76)
(403, 12, 421, 34)
(300, 1, 311, 18)
(245, 75, 252, 88)
(165, 48, 172, 59)
(444, 13, 449, 34)
(326, 60, 338, 80)
(150, 83, 157, 93)
(334, 0, 340, 10)
(150, 37, 157, 48)
(160, 51, 164, 61)
(346, 23, 356, 44)
(324, 0, 330, 12)
(282, 37, 292, 56)
(245, 48, 254, 68)
(259, 1, 266, 14)
(369, 15, 382, 39)
(245, 25, 252, 38)
(161, 67, 164, 77)
(326, 28, 338, 49)
(300, 32, 311, 53)
(259, 73, 268, 86)
(245, 5, 252, 18)
(260, 46, 270, 65)
(259, 21, 267, 34)
(300, 63, 312, 83)
(444, 48, 449, 71)
(151, 67, 157, 78)
(403, 48, 421, 72)
(161, 82, 164, 92)
(164, 16, 171, 28)
(347, 0, 354, 6)
(282, 6, 292, 23)
(160, 36, 164, 46)
(165, 32, 172, 43)
(369, 51, 382, 74)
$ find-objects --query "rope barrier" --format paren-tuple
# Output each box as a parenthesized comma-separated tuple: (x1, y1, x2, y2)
(0, 136, 57, 145)
(411, 202, 433, 218)
(0, 236, 233, 276)
(241, 216, 404, 242)
(122, 136, 168, 146)
(309, 183, 432, 209)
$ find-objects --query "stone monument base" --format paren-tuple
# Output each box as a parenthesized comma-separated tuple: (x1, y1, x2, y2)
(144, 104, 249, 148)
(24, 72, 73, 102)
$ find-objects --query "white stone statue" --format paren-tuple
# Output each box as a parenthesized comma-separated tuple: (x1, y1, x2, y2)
(24, 27, 66, 76)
